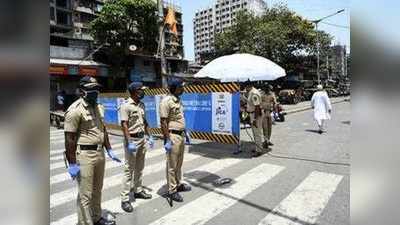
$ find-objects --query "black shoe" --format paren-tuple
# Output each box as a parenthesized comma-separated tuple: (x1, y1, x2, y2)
(177, 183, 192, 192)
(121, 201, 134, 213)
(134, 190, 152, 199)
(252, 151, 264, 158)
(262, 141, 269, 148)
(169, 192, 183, 202)
(268, 141, 274, 146)
(94, 217, 116, 225)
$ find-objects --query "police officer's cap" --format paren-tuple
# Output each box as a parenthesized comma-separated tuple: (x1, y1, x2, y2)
(168, 77, 184, 87)
(79, 76, 102, 89)
(128, 82, 145, 92)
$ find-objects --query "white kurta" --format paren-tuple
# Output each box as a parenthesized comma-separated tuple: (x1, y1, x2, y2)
(311, 91, 332, 122)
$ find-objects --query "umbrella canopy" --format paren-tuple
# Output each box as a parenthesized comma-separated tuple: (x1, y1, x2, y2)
(194, 53, 286, 82)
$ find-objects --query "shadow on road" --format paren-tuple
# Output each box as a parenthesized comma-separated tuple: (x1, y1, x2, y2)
(305, 129, 322, 134)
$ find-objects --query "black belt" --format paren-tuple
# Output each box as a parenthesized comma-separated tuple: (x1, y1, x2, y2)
(170, 130, 185, 135)
(130, 132, 145, 138)
(79, 145, 100, 151)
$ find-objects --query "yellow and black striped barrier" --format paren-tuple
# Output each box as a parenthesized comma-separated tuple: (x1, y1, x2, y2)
(143, 82, 240, 96)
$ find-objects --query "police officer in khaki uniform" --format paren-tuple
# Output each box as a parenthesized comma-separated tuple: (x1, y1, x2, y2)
(120, 82, 154, 212)
(244, 80, 264, 157)
(159, 77, 191, 202)
(64, 76, 121, 225)
(260, 84, 277, 148)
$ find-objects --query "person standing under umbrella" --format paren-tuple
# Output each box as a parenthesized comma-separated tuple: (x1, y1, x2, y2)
(244, 80, 264, 157)
(311, 84, 332, 134)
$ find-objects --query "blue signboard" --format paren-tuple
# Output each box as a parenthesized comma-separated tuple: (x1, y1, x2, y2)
(99, 92, 240, 137)
(98, 97, 119, 124)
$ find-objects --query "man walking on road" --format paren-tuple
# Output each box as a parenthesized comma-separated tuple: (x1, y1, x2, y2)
(311, 84, 332, 134)
(64, 76, 121, 225)
(120, 82, 154, 213)
(159, 77, 192, 203)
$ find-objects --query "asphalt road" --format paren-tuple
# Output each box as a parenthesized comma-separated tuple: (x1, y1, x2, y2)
(49, 101, 350, 225)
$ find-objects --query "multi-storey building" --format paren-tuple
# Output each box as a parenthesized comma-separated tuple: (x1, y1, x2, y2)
(193, 0, 267, 64)
(49, 0, 187, 109)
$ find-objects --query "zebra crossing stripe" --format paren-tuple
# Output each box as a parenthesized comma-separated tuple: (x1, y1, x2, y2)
(50, 147, 165, 185)
(257, 171, 343, 225)
(50, 152, 201, 209)
(148, 163, 284, 225)
(50, 158, 244, 225)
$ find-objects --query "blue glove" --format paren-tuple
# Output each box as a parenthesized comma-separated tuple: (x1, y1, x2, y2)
(127, 142, 137, 154)
(106, 149, 122, 163)
(68, 164, 80, 180)
(147, 135, 155, 149)
(164, 139, 173, 153)
(185, 131, 191, 145)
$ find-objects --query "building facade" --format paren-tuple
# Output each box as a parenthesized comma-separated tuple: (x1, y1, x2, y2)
(49, 0, 187, 109)
(193, 0, 267, 64)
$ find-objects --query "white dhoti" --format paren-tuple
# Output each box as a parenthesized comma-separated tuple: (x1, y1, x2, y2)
(311, 91, 332, 131)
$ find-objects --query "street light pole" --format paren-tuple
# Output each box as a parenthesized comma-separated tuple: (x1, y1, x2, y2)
(312, 9, 345, 85)
(157, 0, 168, 88)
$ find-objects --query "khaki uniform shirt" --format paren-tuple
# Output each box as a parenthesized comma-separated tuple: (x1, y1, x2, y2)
(120, 97, 146, 134)
(64, 98, 105, 145)
(246, 87, 262, 112)
(260, 91, 277, 112)
(159, 94, 185, 131)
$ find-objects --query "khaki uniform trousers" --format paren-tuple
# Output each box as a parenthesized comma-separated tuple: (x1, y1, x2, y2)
(250, 113, 264, 153)
(76, 146, 105, 225)
(121, 137, 147, 202)
(166, 133, 185, 194)
(262, 110, 273, 142)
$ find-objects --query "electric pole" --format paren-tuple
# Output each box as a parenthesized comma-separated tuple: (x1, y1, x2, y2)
(157, 0, 168, 88)
(312, 9, 345, 85)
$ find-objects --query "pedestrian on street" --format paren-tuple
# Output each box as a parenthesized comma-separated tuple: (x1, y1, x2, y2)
(311, 84, 332, 134)
(244, 80, 264, 157)
(159, 77, 192, 203)
(64, 76, 121, 225)
(56, 90, 66, 111)
(260, 84, 277, 148)
(120, 82, 154, 213)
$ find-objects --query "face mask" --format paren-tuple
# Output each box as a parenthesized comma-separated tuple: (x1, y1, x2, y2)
(137, 90, 145, 100)
(83, 90, 99, 105)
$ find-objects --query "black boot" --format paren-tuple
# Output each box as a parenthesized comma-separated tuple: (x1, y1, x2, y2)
(177, 183, 192, 192)
(134, 190, 152, 199)
(121, 201, 134, 213)
(94, 217, 116, 225)
(169, 192, 183, 202)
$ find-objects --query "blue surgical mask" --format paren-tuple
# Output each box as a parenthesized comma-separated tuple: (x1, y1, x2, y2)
(83, 90, 99, 105)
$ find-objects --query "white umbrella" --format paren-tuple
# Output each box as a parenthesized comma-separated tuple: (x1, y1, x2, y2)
(194, 53, 286, 82)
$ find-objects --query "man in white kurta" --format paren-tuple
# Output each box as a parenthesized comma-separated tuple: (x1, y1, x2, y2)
(311, 85, 332, 134)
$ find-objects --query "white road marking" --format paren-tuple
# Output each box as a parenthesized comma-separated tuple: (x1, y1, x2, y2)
(258, 171, 343, 225)
(50, 147, 165, 185)
(50, 152, 201, 209)
(148, 163, 284, 225)
(51, 158, 243, 225)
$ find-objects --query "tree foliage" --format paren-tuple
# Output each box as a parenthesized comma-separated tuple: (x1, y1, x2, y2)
(90, 0, 158, 74)
(214, 4, 332, 74)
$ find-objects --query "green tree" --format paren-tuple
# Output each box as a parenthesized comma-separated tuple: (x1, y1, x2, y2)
(214, 4, 332, 75)
(90, 0, 158, 77)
